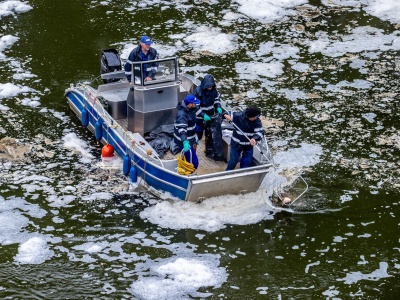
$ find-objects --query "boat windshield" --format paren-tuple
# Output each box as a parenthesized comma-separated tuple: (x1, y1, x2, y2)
(131, 57, 179, 86)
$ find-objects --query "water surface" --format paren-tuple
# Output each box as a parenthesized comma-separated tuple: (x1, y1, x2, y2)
(1, 0, 400, 298)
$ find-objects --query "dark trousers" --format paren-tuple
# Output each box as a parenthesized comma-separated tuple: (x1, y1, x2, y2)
(226, 144, 253, 171)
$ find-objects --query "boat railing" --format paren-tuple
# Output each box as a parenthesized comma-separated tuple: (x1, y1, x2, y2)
(100, 70, 125, 81)
(130, 57, 179, 87)
(76, 83, 170, 169)
(99, 57, 180, 87)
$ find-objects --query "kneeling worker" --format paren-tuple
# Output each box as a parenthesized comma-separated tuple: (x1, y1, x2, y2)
(173, 94, 200, 169)
(223, 106, 265, 171)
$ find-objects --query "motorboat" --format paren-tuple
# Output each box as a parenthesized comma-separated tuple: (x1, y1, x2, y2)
(65, 49, 273, 202)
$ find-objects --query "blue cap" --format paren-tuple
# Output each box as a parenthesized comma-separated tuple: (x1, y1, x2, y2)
(140, 35, 153, 45)
(184, 94, 200, 105)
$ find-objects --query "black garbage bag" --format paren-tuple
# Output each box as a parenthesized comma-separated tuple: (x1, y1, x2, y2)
(148, 134, 171, 158)
(145, 124, 174, 158)
(205, 114, 224, 161)
(170, 138, 180, 155)
(147, 124, 174, 140)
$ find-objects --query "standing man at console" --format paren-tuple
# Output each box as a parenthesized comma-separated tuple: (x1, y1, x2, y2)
(124, 35, 159, 83)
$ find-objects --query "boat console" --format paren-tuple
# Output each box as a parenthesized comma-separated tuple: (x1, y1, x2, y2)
(127, 57, 181, 135)
(100, 55, 184, 135)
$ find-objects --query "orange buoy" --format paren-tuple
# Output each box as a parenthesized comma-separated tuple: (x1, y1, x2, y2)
(101, 143, 114, 158)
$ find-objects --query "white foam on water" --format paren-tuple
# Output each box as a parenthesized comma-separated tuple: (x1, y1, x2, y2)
(0, 35, 19, 59)
(184, 26, 238, 55)
(323, 79, 374, 92)
(219, 11, 244, 27)
(240, 41, 303, 82)
(253, 41, 300, 61)
(273, 142, 322, 169)
(0, 103, 9, 111)
(233, 0, 308, 24)
(308, 26, 400, 58)
(110, 0, 400, 96)
(322, 286, 340, 298)
(14, 236, 54, 264)
(0, 210, 30, 245)
(362, 112, 376, 123)
(280, 88, 307, 101)
(247, 90, 259, 98)
(140, 142, 322, 232)
(0, 1, 32, 20)
(62, 132, 95, 161)
(0, 82, 33, 99)
(46, 194, 77, 208)
(72, 241, 108, 254)
(321, 0, 400, 23)
(141, 189, 272, 232)
(13, 174, 52, 185)
(81, 192, 114, 202)
(0, 196, 63, 264)
(349, 58, 368, 74)
(0, 4, 41, 109)
(48, 109, 70, 123)
(119, 22, 237, 59)
(236, 61, 285, 80)
(21, 97, 41, 107)
(337, 262, 391, 284)
(362, 0, 400, 23)
(131, 257, 227, 300)
(97, 155, 122, 169)
(233, 0, 400, 25)
(291, 62, 310, 73)
(1, 195, 51, 258)
(262, 142, 323, 199)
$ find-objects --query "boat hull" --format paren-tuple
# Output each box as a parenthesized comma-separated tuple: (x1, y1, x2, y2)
(65, 73, 271, 202)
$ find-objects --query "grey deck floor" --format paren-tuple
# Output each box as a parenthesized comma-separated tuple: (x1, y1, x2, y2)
(193, 138, 227, 175)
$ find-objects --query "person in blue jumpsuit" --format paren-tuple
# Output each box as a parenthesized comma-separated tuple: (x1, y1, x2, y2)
(223, 106, 265, 170)
(124, 35, 158, 83)
(173, 94, 200, 169)
(194, 74, 223, 140)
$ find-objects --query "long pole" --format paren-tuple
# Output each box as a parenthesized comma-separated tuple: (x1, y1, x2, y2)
(220, 103, 274, 163)
(228, 119, 275, 166)
(222, 105, 308, 206)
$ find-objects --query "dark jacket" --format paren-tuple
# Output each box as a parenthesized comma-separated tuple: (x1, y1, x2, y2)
(194, 74, 221, 119)
(226, 111, 265, 149)
(173, 101, 198, 148)
(124, 45, 158, 82)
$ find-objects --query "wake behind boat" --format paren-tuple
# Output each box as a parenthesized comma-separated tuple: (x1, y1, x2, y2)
(65, 50, 273, 202)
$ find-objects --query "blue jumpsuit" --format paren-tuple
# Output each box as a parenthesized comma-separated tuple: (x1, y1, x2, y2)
(225, 111, 264, 170)
(194, 75, 222, 140)
(173, 101, 199, 169)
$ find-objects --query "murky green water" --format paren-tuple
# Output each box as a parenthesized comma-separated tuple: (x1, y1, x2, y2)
(1, 0, 400, 298)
